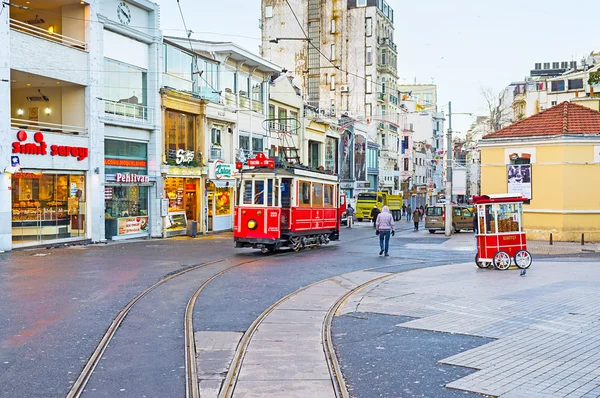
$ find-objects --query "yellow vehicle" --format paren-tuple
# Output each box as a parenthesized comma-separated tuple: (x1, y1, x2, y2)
(355, 192, 403, 221)
(425, 205, 475, 233)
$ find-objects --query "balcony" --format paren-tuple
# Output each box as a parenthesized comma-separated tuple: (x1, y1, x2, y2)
(377, 62, 397, 76)
(377, 37, 397, 53)
(210, 145, 222, 161)
(11, 118, 85, 135)
(103, 100, 155, 125)
(10, 18, 87, 51)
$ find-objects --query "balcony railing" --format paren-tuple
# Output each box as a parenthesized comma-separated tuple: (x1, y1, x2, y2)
(210, 146, 222, 161)
(10, 18, 87, 51)
(103, 100, 154, 124)
(11, 118, 86, 135)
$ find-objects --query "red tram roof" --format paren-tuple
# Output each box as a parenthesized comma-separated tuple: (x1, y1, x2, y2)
(471, 194, 527, 204)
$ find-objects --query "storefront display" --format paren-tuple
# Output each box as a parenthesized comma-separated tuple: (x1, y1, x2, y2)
(11, 173, 86, 245)
(206, 181, 233, 231)
(164, 177, 199, 235)
(105, 186, 149, 239)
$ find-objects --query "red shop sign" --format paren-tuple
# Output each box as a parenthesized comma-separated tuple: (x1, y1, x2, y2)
(247, 152, 275, 168)
(12, 131, 88, 161)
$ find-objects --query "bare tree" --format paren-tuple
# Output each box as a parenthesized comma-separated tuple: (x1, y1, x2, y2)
(480, 86, 513, 132)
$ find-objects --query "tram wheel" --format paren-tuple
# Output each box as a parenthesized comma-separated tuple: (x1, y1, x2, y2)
(290, 237, 302, 252)
(493, 251, 511, 270)
(475, 253, 488, 268)
(514, 250, 532, 269)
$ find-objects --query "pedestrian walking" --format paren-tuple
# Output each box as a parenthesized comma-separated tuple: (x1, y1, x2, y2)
(419, 205, 425, 216)
(345, 204, 355, 228)
(412, 208, 422, 231)
(402, 204, 406, 217)
(375, 206, 395, 256)
(406, 205, 412, 221)
(370, 206, 381, 229)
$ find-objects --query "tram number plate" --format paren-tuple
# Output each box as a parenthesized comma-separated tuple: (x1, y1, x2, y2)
(270, 212, 278, 217)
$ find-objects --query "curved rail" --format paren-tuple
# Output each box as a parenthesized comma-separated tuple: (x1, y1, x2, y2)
(66, 258, 228, 398)
(219, 264, 404, 398)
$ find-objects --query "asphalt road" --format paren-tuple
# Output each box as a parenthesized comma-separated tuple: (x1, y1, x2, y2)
(0, 220, 481, 397)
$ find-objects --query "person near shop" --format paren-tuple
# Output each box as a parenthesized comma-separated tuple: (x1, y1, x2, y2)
(402, 204, 406, 217)
(345, 204, 355, 228)
(406, 205, 412, 221)
(375, 206, 395, 256)
(370, 206, 381, 228)
(412, 208, 422, 231)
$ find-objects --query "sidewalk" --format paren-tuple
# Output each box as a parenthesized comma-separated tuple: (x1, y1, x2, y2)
(344, 259, 600, 397)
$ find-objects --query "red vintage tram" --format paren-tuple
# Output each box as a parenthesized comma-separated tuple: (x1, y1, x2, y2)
(233, 154, 342, 253)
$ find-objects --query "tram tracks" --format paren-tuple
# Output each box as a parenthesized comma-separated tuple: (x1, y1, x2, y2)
(66, 255, 272, 398)
(218, 260, 444, 398)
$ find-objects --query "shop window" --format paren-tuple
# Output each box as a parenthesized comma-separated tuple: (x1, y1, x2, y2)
(214, 187, 231, 216)
(254, 180, 265, 205)
(312, 183, 323, 206)
(299, 181, 311, 206)
(105, 139, 148, 175)
(12, 173, 86, 244)
(164, 178, 185, 212)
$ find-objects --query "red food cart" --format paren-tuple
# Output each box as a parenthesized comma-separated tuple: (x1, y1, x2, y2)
(471, 194, 532, 270)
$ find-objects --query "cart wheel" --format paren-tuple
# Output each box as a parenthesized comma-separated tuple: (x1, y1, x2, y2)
(493, 251, 511, 270)
(514, 250, 532, 269)
(429, 230, 436, 234)
(475, 253, 488, 268)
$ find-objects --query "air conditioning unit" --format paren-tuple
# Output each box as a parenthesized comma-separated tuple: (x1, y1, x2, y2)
(340, 85, 349, 93)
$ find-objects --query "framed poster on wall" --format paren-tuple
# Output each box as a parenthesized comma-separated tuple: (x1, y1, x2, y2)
(507, 164, 532, 200)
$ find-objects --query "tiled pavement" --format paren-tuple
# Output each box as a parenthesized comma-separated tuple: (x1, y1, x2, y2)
(345, 261, 600, 397)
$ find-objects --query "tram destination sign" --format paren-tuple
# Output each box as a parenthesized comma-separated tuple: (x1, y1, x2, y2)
(248, 153, 275, 168)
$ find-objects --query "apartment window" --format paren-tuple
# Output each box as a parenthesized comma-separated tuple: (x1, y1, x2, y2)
(104, 58, 148, 107)
(330, 44, 336, 61)
(211, 127, 221, 145)
(165, 111, 195, 156)
(252, 137, 264, 153)
(403, 158, 409, 171)
(381, 77, 386, 94)
(552, 62, 559, 69)
(330, 99, 335, 116)
(568, 79, 583, 90)
(366, 46, 372, 65)
(290, 111, 298, 134)
(365, 75, 372, 94)
(330, 19, 336, 34)
(543, 62, 550, 69)
(551, 80, 565, 92)
(365, 17, 372, 37)
(561, 61, 568, 68)
(424, 93, 432, 104)
(268, 105, 275, 128)
(278, 108, 287, 131)
(551, 101, 557, 106)
(570, 61, 577, 69)
(365, 103, 372, 117)
(535, 63, 541, 70)
(238, 74, 249, 98)
(265, 5, 273, 18)
(381, 49, 387, 65)
(381, 134, 386, 146)
(357, 0, 367, 6)
(330, 74, 336, 90)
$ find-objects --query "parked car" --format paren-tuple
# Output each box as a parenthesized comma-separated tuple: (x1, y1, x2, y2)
(425, 205, 475, 233)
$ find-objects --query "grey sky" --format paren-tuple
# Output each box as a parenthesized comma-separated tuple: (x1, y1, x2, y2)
(158, 0, 598, 133)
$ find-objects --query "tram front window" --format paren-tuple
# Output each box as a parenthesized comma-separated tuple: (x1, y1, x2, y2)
(254, 180, 264, 205)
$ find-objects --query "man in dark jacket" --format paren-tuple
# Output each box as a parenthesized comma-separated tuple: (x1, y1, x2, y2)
(370, 206, 381, 228)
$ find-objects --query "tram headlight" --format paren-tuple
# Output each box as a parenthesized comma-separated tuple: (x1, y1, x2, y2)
(247, 218, 258, 230)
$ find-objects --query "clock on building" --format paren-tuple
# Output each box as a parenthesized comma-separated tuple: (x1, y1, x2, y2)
(117, 2, 131, 25)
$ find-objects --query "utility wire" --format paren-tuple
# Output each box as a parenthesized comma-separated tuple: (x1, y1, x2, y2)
(283, 0, 388, 92)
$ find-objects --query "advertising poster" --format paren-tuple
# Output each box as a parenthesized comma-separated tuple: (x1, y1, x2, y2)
(118, 216, 149, 235)
(507, 164, 532, 199)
